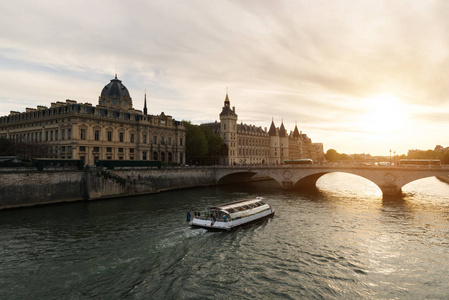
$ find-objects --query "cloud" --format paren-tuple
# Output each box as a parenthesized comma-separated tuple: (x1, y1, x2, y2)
(1, 0, 448, 155)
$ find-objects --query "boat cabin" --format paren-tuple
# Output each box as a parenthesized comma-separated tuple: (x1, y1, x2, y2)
(194, 197, 271, 222)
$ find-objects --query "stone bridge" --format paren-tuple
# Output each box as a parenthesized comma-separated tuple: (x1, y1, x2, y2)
(213, 165, 449, 196)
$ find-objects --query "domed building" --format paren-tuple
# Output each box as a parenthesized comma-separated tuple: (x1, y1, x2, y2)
(0, 76, 186, 166)
(99, 75, 133, 110)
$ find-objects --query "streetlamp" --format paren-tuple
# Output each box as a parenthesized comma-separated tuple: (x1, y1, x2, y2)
(389, 149, 392, 165)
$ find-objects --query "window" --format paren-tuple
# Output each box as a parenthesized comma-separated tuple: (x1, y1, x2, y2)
(161, 137, 165, 145)
(62, 129, 65, 140)
(94, 130, 100, 141)
(180, 138, 183, 146)
(130, 148, 134, 153)
(118, 148, 124, 153)
(45, 131, 49, 141)
(142, 151, 147, 160)
(93, 147, 99, 152)
(79, 146, 86, 152)
(153, 136, 157, 145)
(68, 128, 71, 140)
(143, 134, 147, 144)
(106, 147, 112, 152)
(80, 129, 86, 140)
(130, 133, 134, 143)
(107, 131, 112, 142)
(119, 132, 124, 142)
(168, 137, 171, 145)
(55, 130, 58, 141)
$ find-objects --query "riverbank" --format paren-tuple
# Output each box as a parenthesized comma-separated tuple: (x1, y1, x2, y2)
(0, 168, 271, 211)
(0, 167, 217, 210)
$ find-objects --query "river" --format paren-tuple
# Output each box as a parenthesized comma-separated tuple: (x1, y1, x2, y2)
(1, 173, 449, 299)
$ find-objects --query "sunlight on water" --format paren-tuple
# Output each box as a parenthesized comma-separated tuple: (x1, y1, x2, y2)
(316, 172, 383, 199)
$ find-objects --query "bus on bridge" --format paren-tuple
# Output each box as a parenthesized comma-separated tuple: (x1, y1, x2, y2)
(283, 159, 313, 165)
(399, 159, 441, 167)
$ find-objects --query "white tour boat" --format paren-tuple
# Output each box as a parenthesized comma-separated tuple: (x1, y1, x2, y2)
(187, 197, 275, 230)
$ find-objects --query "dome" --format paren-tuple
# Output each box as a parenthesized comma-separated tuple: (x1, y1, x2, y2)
(100, 75, 131, 98)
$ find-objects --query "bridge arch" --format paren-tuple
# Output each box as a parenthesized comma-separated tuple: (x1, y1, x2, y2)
(214, 166, 449, 196)
(218, 171, 260, 185)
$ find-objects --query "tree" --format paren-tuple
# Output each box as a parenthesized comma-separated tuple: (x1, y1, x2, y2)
(325, 149, 339, 162)
(0, 137, 14, 156)
(184, 121, 208, 164)
(441, 152, 449, 164)
(200, 125, 224, 156)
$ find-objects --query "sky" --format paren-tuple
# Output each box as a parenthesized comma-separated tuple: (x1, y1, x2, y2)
(1, 0, 448, 156)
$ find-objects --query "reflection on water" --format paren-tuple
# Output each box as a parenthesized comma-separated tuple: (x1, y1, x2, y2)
(0, 173, 448, 299)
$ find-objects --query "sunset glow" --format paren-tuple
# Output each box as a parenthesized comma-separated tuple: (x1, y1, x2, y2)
(361, 94, 408, 134)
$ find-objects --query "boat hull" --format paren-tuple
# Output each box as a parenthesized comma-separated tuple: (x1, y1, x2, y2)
(190, 208, 275, 231)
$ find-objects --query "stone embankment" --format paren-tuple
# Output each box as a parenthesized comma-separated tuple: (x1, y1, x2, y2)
(0, 167, 217, 210)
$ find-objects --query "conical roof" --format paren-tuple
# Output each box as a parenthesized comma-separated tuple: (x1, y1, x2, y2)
(293, 124, 300, 138)
(279, 122, 287, 137)
(268, 120, 277, 136)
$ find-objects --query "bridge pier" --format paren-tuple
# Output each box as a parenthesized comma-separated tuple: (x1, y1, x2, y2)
(379, 184, 402, 197)
(281, 181, 293, 189)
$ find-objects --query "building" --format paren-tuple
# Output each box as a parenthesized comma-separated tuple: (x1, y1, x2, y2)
(0, 75, 186, 166)
(202, 92, 324, 165)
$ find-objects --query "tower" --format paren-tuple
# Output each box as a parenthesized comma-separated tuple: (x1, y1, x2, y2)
(268, 119, 280, 164)
(279, 120, 289, 162)
(219, 90, 238, 165)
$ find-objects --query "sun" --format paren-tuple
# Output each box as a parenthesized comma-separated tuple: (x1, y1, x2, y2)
(360, 94, 408, 133)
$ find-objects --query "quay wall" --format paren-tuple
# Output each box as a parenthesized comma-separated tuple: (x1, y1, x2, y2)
(0, 167, 217, 210)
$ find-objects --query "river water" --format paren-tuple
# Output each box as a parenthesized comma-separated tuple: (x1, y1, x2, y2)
(1, 173, 449, 299)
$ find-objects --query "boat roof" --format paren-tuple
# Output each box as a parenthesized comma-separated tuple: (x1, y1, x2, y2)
(210, 197, 266, 211)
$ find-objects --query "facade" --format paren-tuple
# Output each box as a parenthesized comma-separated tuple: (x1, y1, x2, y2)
(0, 76, 186, 166)
(203, 92, 324, 165)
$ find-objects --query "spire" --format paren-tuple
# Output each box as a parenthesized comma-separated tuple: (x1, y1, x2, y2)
(279, 121, 287, 137)
(143, 90, 148, 115)
(224, 87, 230, 107)
(268, 119, 277, 136)
(293, 120, 300, 138)
(219, 88, 237, 118)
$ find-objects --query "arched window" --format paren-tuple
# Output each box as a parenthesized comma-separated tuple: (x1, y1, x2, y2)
(168, 152, 173, 162)
(161, 152, 166, 162)
(153, 152, 158, 160)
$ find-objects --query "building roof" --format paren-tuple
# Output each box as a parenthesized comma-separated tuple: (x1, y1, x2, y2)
(279, 122, 287, 137)
(219, 92, 237, 117)
(292, 124, 301, 138)
(268, 120, 277, 136)
(101, 75, 131, 99)
(237, 123, 267, 135)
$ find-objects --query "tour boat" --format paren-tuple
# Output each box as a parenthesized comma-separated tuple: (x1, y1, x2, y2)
(187, 197, 275, 230)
